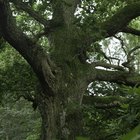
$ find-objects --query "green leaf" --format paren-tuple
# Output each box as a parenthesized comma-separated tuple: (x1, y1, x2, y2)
(120, 124, 140, 140)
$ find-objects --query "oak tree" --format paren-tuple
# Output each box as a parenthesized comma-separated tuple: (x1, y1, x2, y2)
(1, 0, 140, 139)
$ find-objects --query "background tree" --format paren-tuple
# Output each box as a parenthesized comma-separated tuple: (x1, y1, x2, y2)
(1, 0, 140, 139)
(0, 44, 41, 140)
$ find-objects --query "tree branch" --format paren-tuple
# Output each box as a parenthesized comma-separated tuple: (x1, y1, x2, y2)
(17, 94, 38, 110)
(85, 2, 140, 44)
(101, 2, 140, 37)
(10, 0, 51, 27)
(0, 0, 55, 96)
(92, 61, 125, 71)
(83, 95, 126, 109)
(128, 46, 140, 56)
(114, 35, 127, 55)
(0, 0, 42, 69)
(122, 46, 140, 71)
(122, 27, 140, 36)
(87, 66, 140, 86)
(52, 0, 80, 26)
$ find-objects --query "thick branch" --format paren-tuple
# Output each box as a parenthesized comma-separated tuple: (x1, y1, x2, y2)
(0, 0, 42, 69)
(87, 66, 140, 86)
(0, 0, 55, 95)
(83, 95, 125, 104)
(83, 95, 126, 109)
(122, 27, 140, 36)
(10, 0, 51, 26)
(52, 0, 80, 26)
(101, 2, 140, 37)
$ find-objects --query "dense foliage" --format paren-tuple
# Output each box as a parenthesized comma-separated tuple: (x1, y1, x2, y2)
(1, 0, 140, 139)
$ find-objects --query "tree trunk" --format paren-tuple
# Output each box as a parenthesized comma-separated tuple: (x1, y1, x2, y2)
(38, 91, 84, 140)
(37, 26, 89, 139)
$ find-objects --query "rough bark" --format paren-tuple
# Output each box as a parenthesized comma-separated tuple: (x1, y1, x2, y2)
(38, 92, 84, 140)
(1, 0, 140, 139)
(43, 25, 89, 139)
(101, 2, 140, 36)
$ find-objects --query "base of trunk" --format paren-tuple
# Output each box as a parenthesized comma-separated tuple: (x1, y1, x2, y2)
(38, 95, 83, 140)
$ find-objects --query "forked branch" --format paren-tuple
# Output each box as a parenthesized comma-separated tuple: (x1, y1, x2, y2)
(101, 2, 140, 37)
(0, 0, 55, 96)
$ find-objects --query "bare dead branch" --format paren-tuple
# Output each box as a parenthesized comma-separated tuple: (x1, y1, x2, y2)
(122, 46, 140, 71)
(128, 46, 140, 56)
(108, 57, 121, 65)
(114, 35, 127, 55)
